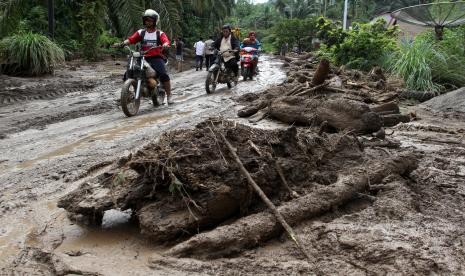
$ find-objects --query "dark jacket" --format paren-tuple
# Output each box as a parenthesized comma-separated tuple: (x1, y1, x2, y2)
(212, 34, 240, 61)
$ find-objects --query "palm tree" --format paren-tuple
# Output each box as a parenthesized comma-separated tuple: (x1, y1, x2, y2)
(1, 0, 235, 38)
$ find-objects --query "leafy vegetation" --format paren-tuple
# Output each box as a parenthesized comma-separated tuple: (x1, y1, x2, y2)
(0, 0, 236, 65)
(387, 27, 465, 92)
(328, 19, 398, 71)
(0, 0, 455, 87)
(388, 39, 441, 92)
(78, 0, 105, 61)
(0, 31, 64, 75)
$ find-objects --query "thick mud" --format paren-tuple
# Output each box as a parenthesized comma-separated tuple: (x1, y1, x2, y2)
(0, 56, 285, 271)
(1, 54, 465, 275)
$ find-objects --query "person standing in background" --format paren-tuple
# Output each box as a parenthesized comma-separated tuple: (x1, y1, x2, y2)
(204, 36, 215, 70)
(194, 38, 205, 71)
(281, 42, 288, 57)
(174, 37, 184, 72)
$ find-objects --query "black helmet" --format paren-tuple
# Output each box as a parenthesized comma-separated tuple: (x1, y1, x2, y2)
(222, 24, 231, 31)
(143, 9, 159, 25)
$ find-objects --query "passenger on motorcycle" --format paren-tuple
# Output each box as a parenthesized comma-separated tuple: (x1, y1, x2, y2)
(212, 24, 240, 81)
(240, 32, 261, 73)
(113, 9, 174, 104)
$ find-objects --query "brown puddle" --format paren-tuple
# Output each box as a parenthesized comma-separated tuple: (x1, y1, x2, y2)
(16, 111, 192, 169)
(52, 222, 161, 275)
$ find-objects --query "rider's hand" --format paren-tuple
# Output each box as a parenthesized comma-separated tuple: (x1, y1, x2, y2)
(111, 42, 125, 48)
(162, 43, 170, 49)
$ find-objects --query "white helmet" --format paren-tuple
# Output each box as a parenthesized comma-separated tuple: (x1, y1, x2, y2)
(143, 9, 159, 25)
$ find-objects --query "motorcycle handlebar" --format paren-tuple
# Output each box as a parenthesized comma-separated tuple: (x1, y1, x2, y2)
(125, 45, 163, 55)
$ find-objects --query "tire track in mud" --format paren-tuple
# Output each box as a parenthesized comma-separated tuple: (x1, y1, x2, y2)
(0, 77, 119, 107)
(0, 83, 120, 137)
(0, 57, 287, 272)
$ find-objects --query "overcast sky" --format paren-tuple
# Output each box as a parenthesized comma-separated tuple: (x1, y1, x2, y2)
(251, 0, 269, 4)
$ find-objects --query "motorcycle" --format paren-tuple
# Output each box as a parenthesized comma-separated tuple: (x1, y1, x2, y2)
(205, 49, 238, 94)
(240, 46, 258, 81)
(120, 45, 166, 117)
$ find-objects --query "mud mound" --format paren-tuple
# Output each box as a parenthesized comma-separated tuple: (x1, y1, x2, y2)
(422, 87, 465, 114)
(58, 118, 419, 260)
(59, 119, 364, 236)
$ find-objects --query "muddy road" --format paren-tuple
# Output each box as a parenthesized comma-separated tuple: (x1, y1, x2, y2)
(2, 54, 465, 275)
(0, 56, 285, 274)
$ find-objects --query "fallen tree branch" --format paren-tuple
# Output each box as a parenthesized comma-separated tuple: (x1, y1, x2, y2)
(216, 130, 313, 262)
(325, 86, 373, 101)
(275, 161, 299, 198)
(286, 83, 305, 96)
(166, 153, 418, 260)
(382, 114, 410, 127)
(294, 82, 328, 97)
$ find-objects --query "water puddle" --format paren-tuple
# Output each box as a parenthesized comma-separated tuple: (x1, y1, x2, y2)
(15, 111, 192, 169)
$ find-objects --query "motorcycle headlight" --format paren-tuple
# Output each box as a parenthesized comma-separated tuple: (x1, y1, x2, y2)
(133, 52, 141, 58)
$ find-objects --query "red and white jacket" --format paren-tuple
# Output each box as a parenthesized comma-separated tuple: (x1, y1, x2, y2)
(127, 28, 170, 57)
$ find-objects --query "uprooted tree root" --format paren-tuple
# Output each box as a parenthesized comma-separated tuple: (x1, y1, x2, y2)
(58, 117, 419, 259)
(59, 120, 365, 233)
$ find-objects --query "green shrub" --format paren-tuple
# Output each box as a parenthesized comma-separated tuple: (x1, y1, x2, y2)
(388, 39, 442, 92)
(0, 32, 65, 75)
(316, 17, 346, 47)
(78, 0, 105, 61)
(271, 18, 317, 52)
(388, 27, 465, 92)
(56, 39, 82, 60)
(330, 20, 396, 71)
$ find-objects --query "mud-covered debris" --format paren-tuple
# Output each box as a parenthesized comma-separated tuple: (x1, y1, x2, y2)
(167, 153, 418, 259)
(238, 54, 410, 129)
(59, 119, 364, 242)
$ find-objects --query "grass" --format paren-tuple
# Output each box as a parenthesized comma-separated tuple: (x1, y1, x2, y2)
(388, 39, 442, 92)
(0, 31, 65, 75)
(387, 28, 465, 93)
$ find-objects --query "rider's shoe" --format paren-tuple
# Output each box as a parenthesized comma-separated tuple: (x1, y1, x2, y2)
(234, 75, 239, 85)
(167, 95, 174, 105)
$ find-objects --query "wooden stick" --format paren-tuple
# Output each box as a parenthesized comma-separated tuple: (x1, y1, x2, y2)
(286, 83, 305, 96)
(275, 161, 299, 198)
(248, 140, 262, 156)
(294, 82, 328, 97)
(216, 130, 313, 262)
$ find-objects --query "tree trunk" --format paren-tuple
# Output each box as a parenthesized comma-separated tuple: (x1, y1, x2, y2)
(166, 154, 418, 259)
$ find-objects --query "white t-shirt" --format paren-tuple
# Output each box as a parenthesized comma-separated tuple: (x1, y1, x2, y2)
(194, 41, 205, 56)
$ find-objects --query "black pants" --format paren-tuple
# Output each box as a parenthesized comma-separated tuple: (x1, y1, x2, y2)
(195, 55, 203, 70)
(146, 56, 170, 82)
(224, 58, 239, 77)
(205, 54, 213, 70)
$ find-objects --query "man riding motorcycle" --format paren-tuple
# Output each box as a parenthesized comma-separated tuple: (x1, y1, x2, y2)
(240, 31, 261, 74)
(113, 9, 173, 104)
(212, 24, 240, 81)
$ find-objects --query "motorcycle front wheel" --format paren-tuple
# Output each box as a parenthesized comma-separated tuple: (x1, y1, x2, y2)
(244, 67, 252, 81)
(206, 71, 217, 94)
(121, 79, 141, 117)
